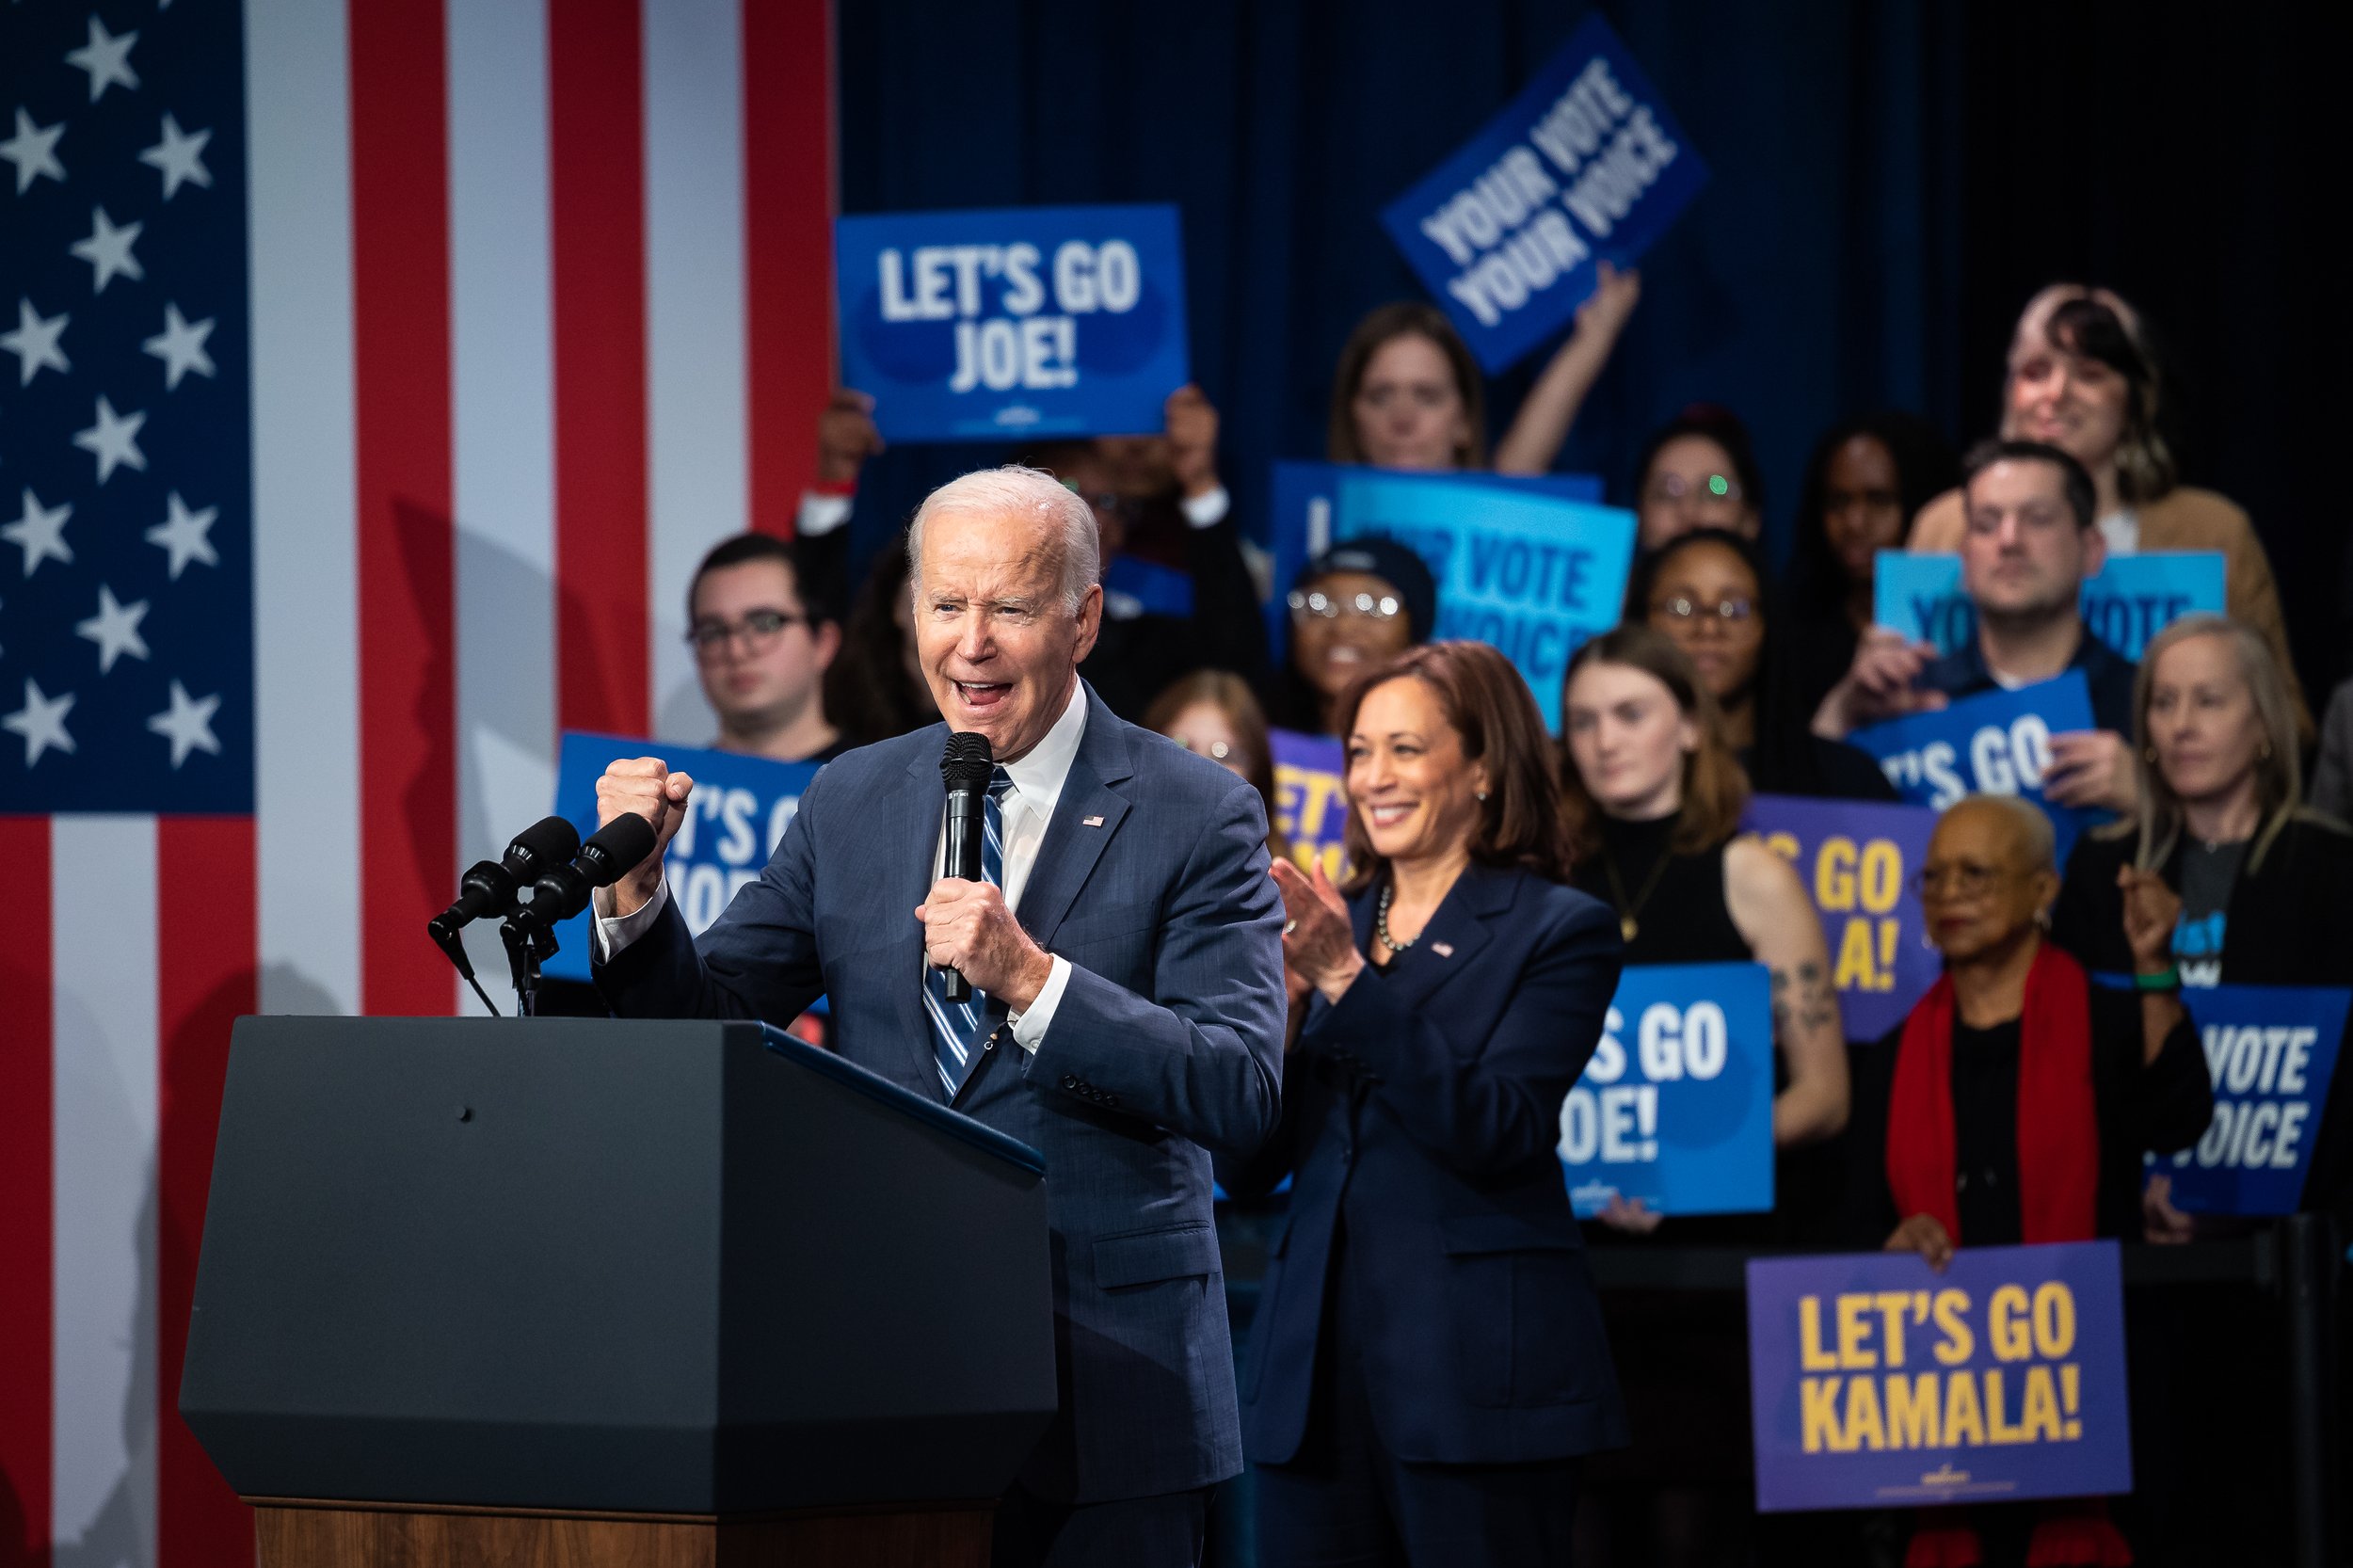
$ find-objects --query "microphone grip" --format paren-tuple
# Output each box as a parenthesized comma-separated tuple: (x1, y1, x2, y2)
(940, 788, 985, 1002)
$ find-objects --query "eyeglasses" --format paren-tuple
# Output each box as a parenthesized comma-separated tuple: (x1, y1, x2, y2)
(1650, 594, 1756, 626)
(1644, 472, 1743, 505)
(1289, 588, 1401, 621)
(1061, 480, 1135, 520)
(686, 608, 807, 654)
(1171, 736, 1241, 762)
(1914, 863, 2006, 899)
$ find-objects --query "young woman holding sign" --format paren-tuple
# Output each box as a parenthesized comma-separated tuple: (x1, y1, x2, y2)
(1224, 641, 1627, 1567)
(1906, 285, 2309, 736)
(1326, 264, 1641, 476)
(1555, 626, 1849, 1568)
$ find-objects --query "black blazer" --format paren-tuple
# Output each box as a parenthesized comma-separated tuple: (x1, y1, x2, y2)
(1225, 861, 1631, 1465)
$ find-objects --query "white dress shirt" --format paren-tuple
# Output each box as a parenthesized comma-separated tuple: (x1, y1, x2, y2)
(595, 677, 1092, 1052)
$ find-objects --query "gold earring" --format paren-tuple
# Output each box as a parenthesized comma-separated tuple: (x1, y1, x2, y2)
(2142, 746, 2158, 764)
(2260, 742, 2274, 760)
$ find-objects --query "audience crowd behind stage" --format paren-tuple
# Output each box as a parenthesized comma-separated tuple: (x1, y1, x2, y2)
(664, 279, 2352, 1567)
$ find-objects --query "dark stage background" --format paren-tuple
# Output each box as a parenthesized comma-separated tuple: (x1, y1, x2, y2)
(837, 1, 2350, 702)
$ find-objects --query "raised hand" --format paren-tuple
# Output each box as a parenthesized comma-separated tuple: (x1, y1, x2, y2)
(594, 757, 695, 918)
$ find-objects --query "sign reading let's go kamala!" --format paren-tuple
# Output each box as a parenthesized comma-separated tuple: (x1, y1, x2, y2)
(1382, 13, 1707, 372)
(835, 204, 1189, 442)
(1745, 795, 1942, 1042)
(1558, 962, 1775, 1218)
(1747, 1242, 2133, 1512)
(541, 732, 820, 984)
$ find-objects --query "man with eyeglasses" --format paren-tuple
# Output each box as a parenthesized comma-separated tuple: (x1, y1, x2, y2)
(684, 533, 849, 765)
(1812, 439, 2141, 813)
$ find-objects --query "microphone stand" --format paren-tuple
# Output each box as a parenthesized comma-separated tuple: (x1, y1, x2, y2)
(498, 915, 558, 1017)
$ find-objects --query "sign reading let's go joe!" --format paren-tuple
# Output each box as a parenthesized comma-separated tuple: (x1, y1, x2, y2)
(1382, 14, 1708, 372)
(1747, 1242, 2133, 1512)
(1876, 552, 2226, 663)
(541, 733, 820, 984)
(834, 205, 1189, 442)
(1557, 962, 1775, 1218)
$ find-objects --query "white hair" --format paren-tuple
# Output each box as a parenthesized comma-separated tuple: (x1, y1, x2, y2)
(905, 464, 1100, 615)
(1951, 792, 2057, 874)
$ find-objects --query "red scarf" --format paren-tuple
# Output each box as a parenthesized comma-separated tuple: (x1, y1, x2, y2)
(1886, 940, 2101, 1244)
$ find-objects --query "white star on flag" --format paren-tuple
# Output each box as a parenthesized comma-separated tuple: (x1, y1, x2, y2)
(72, 206, 146, 293)
(65, 15, 141, 102)
(138, 112, 212, 200)
(143, 302, 215, 389)
(73, 395, 148, 484)
(1, 297, 70, 386)
(146, 491, 218, 579)
(0, 107, 66, 194)
(75, 584, 152, 675)
(5, 678, 77, 767)
(4, 488, 73, 576)
(148, 680, 221, 768)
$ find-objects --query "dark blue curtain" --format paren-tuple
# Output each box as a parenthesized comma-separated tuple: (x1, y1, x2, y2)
(839, 1, 2346, 700)
(836, 0, 1967, 570)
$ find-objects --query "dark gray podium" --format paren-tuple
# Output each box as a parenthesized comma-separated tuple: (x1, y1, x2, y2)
(179, 1016, 1056, 1567)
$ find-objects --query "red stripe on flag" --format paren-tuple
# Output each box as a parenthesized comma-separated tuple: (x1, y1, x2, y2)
(744, 0, 838, 536)
(550, 0, 651, 733)
(349, 0, 458, 1016)
(0, 819, 53, 1568)
(155, 819, 257, 1568)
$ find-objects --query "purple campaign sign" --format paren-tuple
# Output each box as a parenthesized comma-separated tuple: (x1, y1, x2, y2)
(1743, 795, 1941, 1042)
(1747, 1242, 2132, 1512)
(1271, 728, 1348, 884)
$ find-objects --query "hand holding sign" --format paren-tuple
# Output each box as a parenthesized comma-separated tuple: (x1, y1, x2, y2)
(1814, 626, 1945, 738)
(594, 756, 696, 917)
(816, 389, 885, 485)
(2043, 729, 2137, 813)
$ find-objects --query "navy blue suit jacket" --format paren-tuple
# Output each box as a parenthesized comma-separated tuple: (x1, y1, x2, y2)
(594, 684, 1286, 1503)
(1227, 862, 1630, 1465)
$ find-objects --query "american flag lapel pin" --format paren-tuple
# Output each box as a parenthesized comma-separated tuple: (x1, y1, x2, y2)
(1082, 814, 1105, 827)
(1431, 941, 1454, 957)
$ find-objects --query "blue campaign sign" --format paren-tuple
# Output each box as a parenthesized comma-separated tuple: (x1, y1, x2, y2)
(1557, 962, 1775, 1218)
(1334, 469, 1635, 731)
(1270, 727, 1349, 885)
(1745, 795, 1942, 1043)
(1747, 1242, 2133, 1512)
(1264, 460, 1603, 660)
(1381, 14, 1707, 372)
(1848, 673, 2102, 865)
(835, 204, 1189, 442)
(541, 732, 821, 983)
(1874, 552, 2226, 661)
(2155, 984, 2350, 1215)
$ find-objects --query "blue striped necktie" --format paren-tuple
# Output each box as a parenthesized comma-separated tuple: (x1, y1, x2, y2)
(926, 766, 1015, 1098)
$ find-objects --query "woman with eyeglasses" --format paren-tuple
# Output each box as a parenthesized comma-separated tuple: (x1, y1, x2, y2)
(1144, 669, 1289, 862)
(1263, 538, 1438, 735)
(1845, 792, 2209, 1568)
(1629, 404, 1765, 552)
(1630, 528, 1896, 802)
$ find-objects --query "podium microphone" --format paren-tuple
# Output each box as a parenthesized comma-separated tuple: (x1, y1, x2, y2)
(428, 815, 582, 945)
(514, 812, 659, 933)
(938, 731, 993, 1002)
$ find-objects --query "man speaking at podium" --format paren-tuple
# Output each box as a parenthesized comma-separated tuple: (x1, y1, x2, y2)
(588, 465, 1286, 1566)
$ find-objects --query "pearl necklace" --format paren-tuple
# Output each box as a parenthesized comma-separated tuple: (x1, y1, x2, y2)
(1376, 880, 1416, 952)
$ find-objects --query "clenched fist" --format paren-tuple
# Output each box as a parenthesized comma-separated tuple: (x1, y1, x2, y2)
(594, 757, 696, 919)
(917, 877, 1053, 1012)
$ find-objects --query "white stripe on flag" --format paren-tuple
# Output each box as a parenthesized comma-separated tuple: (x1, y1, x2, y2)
(451, 0, 561, 1000)
(646, 0, 750, 744)
(50, 816, 158, 1566)
(247, 0, 360, 1016)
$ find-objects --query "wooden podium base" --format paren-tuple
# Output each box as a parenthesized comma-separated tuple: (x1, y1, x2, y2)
(250, 1496, 998, 1568)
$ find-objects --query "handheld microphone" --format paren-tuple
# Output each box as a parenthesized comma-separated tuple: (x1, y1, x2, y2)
(515, 813, 659, 932)
(427, 815, 583, 945)
(938, 732, 993, 1002)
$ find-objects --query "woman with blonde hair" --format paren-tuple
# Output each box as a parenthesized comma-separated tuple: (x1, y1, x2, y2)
(1909, 284, 2309, 733)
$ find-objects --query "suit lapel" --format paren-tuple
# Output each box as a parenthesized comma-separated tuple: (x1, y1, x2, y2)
(1368, 861, 1514, 1009)
(1012, 689, 1134, 951)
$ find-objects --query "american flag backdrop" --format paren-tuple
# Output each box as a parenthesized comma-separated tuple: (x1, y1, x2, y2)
(0, 0, 836, 1560)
